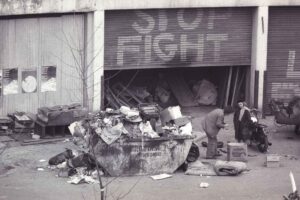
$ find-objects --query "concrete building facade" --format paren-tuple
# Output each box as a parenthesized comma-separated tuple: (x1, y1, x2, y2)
(0, 0, 300, 114)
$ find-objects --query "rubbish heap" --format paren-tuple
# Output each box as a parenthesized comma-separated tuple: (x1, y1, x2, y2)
(69, 104, 193, 148)
(48, 104, 194, 180)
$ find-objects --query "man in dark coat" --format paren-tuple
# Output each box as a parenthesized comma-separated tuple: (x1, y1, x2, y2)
(233, 100, 251, 143)
(202, 107, 230, 159)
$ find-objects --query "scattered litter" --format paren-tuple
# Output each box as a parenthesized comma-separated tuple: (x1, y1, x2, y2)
(266, 154, 280, 168)
(284, 154, 298, 160)
(57, 161, 67, 169)
(31, 134, 40, 140)
(151, 173, 172, 180)
(67, 175, 99, 185)
(67, 176, 85, 184)
(185, 160, 217, 176)
(248, 154, 258, 157)
(219, 149, 227, 153)
(37, 168, 45, 171)
(63, 138, 70, 143)
(39, 159, 46, 162)
(199, 182, 210, 188)
(284, 171, 300, 200)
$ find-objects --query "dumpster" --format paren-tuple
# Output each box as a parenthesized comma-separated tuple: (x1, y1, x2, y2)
(93, 135, 194, 176)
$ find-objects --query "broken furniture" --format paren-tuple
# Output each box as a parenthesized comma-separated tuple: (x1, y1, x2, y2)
(0, 117, 13, 135)
(29, 104, 87, 138)
(7, 112, 34, 133)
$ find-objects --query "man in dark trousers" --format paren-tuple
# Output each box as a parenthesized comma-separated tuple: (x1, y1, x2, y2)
(202, 107, 230, 159)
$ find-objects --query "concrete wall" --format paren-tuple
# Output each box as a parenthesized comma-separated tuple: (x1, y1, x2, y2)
(100, 0, 300, 10)
(0, 0, 96, 16)
(1, 0, 300, 16)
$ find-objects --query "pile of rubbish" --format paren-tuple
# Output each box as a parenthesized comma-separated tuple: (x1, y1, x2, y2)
(105, 74, 218, 110)
(48, 148, 104, 184)
(68, 104, 193, 148)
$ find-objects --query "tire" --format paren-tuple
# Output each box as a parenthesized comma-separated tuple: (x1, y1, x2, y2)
(257, 136, 269, 153)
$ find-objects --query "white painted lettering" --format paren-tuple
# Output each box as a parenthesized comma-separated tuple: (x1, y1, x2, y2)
(153, 33, 177, 62)
(206, 34, 228, 62)
(144, 35, 152, 63)
(177, 9, 203, 30)
(180, 34, 204, 62)
(117, 36, 142, 66)
(286, 50, 300, 78)
(132, 11, 155, 34)
(158, 10, 168, 32)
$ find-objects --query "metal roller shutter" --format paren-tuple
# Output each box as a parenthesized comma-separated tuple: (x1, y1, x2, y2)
(104, 7, 253, 70)
(265, 7, 300, 112)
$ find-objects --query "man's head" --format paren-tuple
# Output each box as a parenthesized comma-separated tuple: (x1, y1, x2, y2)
(237, 99, 246, 109)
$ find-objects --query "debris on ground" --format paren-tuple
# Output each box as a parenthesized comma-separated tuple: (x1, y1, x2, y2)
(214, 160, 248, 176)
(283, 172, 300, 200)
(283, 154, 298, 160)
(199, 182, 210, 188)
(150, 173, 172, 180)
(48, 148, 104, 185)
(37, 168, 45, 171)
(185, 160, 217, 176)
(266, 154, 280, 168)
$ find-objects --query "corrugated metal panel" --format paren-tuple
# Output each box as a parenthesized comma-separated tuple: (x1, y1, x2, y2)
(104, 7, 253, 70)
(0, 14, 84, 115)
(265, 7, 300, 112)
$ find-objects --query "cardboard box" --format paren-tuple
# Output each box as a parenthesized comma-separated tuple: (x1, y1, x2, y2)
(227, 143, 248, 162)
(266, 154, 280, 168)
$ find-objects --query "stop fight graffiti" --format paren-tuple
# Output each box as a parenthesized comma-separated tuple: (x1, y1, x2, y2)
(104, 8, 252, 69)
(116, 9, 230, 66)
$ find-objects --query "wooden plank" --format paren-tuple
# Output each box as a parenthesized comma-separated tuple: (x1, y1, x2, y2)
(166, 73, 198, 107)
(224, 66, 233, 107)
(21, 137, 67, 146)
(231, 67, 240, 106)
(233, 69, 246, 105)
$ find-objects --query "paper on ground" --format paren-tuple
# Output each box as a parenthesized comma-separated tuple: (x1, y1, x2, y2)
(200, 182, 209, 188)
(151, 173, 172, 180)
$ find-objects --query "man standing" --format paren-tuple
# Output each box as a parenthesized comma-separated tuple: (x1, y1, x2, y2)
(202, 108, 230, 159)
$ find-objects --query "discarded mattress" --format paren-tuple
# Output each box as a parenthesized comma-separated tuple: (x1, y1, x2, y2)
(214, 160, 247, 176)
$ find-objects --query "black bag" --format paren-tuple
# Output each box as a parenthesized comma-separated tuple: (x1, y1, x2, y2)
(186, 142, 200, 162)
(48, 149, 74, 165)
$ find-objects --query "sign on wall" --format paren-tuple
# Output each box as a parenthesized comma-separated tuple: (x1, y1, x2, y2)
(104, 8, 252, 70)
(3, 68, 18, 95)
(22, 69, 37, 93)
(41, 66, 56, 92)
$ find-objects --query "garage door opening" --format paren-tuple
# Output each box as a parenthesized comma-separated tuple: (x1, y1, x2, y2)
(103, 66, 248, 110)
